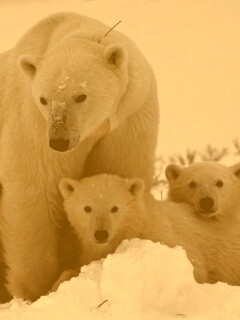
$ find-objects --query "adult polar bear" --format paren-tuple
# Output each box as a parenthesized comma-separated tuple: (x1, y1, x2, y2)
(0, 13, 159, 301)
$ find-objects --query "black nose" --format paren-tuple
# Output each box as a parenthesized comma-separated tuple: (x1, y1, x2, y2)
(94, 230, 109, 243)
(199, 197, 214, 212)
(49, 138, 70, 152)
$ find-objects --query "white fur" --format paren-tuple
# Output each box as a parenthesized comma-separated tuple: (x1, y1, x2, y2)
(0, 12, 159, 300)
(166, 161, 240, 219)
(55, 174, 240, 289)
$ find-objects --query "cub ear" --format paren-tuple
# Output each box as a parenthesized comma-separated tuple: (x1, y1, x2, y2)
(18, 55, 40, 79)
(165, 164, 182, 182)
(59, 178, 78, 199)
(230, 162, 240, 179)
(104, 44, 127, 67)
(127, 178, 145, 197)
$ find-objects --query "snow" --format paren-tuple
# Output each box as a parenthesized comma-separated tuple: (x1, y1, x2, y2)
(58, 84, 66, 91)
(1, 0, 240, 318)
(51, 101, 67, 124)
(2, 239, 240, 320)
(80, 81, 87, 88)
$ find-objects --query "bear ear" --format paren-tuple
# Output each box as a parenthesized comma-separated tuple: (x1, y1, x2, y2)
(18, 55, 40, 79)
(230, 162, 240, 179)
(165, 164, 182, 182)
(127, 178, 145, 197)
(59, 178, 78, 199)
(104, 44, 127, 68)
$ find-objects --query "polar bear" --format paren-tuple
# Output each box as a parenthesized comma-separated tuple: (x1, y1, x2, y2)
(0, 241, 11, 303)
(52, 174, 240, 291)
(0, 13, 159, 301)
(165, 161, 240, 218)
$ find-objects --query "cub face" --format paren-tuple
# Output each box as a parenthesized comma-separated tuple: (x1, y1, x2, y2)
(58, 174, 144, 245)
(165, 161, 240, 218)
(18, 38, 128, 152)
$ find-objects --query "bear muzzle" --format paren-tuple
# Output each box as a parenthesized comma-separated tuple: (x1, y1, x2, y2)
(48, 102, 79, 152)
(94, 229, 109, 243)
(199, 196, 216, 214)
(48, 117, 80, 152)
(49, 138, 70, 152)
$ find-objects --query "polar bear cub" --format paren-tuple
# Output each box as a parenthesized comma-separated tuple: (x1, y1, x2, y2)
(58, 174, 149, 268)
(165, 161, 240, 218)
(52, 173, 240, 291)
(51, 174, 151, 291)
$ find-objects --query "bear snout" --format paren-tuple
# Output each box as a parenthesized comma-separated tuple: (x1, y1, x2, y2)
(49, 138, 70, 152)
(94, 230, 109, 243)
(199, 197, 215, 213)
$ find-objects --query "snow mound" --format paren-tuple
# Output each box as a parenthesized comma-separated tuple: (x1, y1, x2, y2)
(1, 239, 240, 320)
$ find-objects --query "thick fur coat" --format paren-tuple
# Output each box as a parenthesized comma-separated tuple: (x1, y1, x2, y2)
(0, 12, 159, 300)
(165, 161, 240, 218)
(54, 174, 240, 290)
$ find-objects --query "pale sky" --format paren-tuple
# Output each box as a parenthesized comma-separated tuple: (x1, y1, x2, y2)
(0, 0, 240, 156)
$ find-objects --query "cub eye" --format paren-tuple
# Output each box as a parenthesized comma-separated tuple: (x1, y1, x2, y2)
(40, 97, 48, 105)
(111, 206, 118, 213)
(74, 94, 87, 103)
(189, 181, 197, 189)
(216, 180, 223, 187)
(84, 206, 92, 213)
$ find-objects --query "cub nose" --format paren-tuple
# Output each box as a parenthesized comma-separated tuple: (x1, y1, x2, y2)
(49, 138, 70, 152)
(94, 230, 109, 243)
(199, 197, 214, 212)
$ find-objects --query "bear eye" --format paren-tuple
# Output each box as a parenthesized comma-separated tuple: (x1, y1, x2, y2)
(216, 180, 223, 188)
(111, 206, 118, 213)
(40, 97, 48, 105)
(189, 181, 197, 189)
(84, 206, 92, 213)
(74, 94, 87, 103)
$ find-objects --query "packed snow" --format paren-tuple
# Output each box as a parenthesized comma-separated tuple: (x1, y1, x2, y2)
(1, 0, 240, 319)
(2, 239, 240, 320)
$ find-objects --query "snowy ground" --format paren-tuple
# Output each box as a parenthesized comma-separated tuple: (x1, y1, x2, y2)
(1, 0, 240, 319)
(2, 239, 240, 320)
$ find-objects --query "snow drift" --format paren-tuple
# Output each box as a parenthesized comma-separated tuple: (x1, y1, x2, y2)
(1, 239, 240, 320)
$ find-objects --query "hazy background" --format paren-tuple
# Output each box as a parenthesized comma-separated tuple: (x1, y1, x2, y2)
(0, 0, 239, 157)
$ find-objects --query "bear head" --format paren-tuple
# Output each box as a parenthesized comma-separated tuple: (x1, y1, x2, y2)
(18, 37, 128, 152)
(165, 161, 240, 218)
(58, 174, 145, 245)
